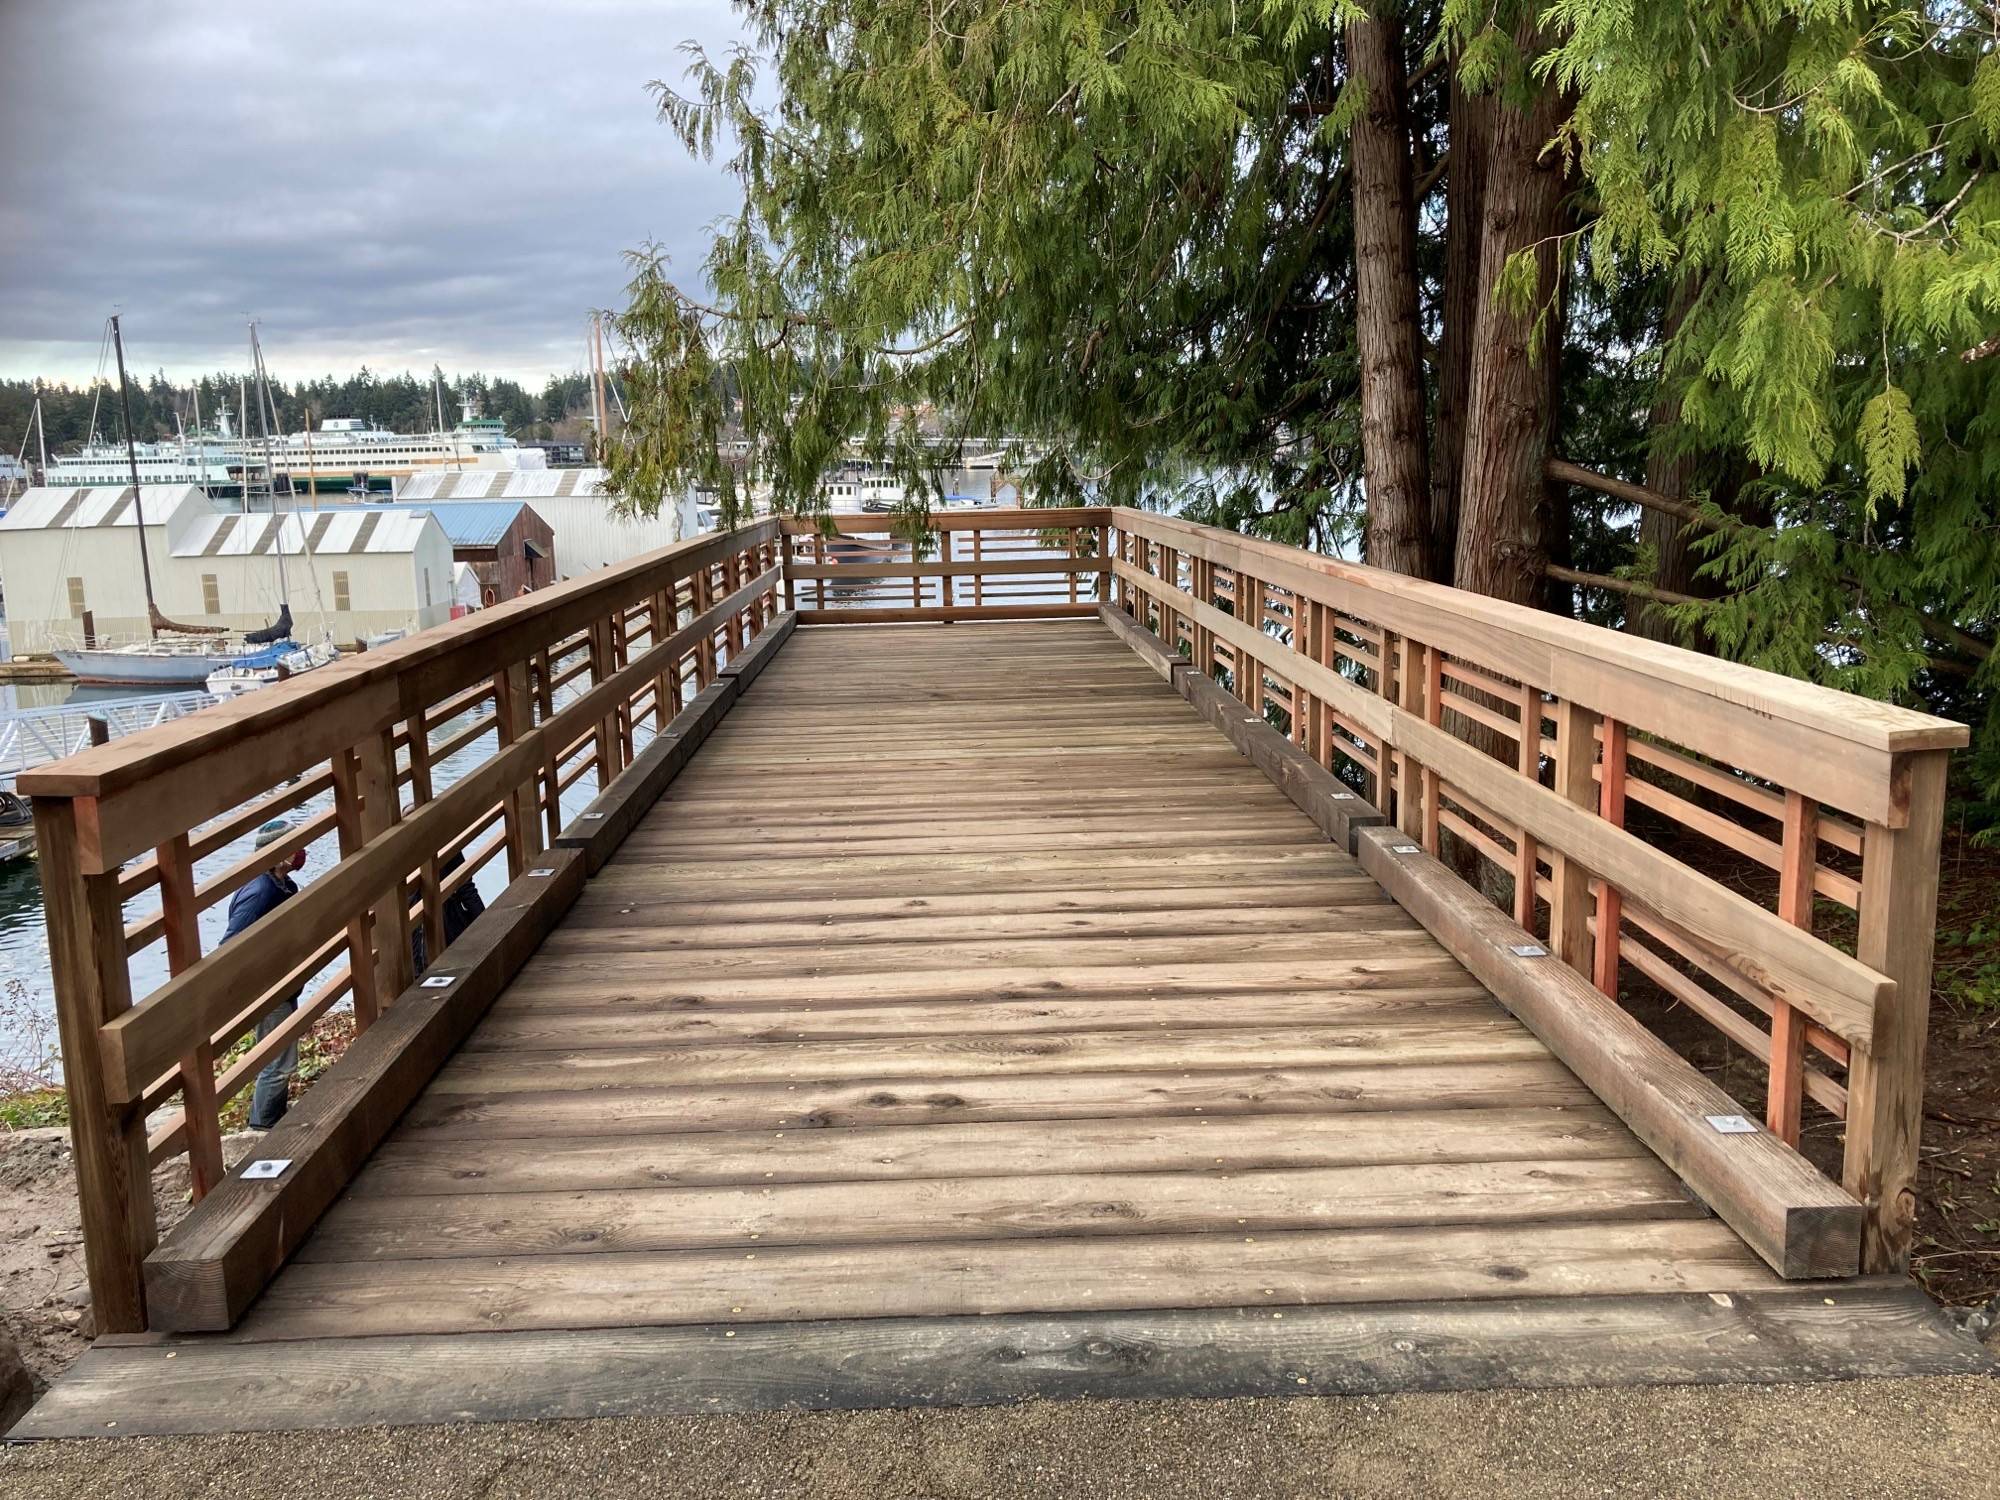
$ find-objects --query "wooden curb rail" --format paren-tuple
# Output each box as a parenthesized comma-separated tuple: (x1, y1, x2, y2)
(1096, 601, 1862, 1280)
(1353, 824, 1862, 1279)
(142, 846, 588, 1330)
(1099, 605, 1388, 855)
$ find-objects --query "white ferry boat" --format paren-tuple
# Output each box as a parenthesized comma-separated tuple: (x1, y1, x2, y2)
(46, 401, 544, 499)
(43, 437, 267, 497)
(269, 403, 547, 496)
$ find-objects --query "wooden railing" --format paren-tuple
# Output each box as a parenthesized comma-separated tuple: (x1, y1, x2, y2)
(1104, 508, 1967, 1272)
(778, 507, 1110, 622)
(25, 521, 783, 1333)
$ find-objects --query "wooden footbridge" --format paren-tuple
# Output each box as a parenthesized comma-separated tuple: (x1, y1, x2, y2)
(14, 510, 1992, 1438)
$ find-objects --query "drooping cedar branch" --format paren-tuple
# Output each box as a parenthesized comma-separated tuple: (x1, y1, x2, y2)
(1548, 458, 1995, 664)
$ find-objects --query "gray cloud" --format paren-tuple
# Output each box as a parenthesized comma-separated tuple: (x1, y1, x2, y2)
(0, 0, 747, 384)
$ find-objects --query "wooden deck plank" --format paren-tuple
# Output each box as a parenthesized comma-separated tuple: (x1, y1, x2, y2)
(236, 1219, 1777, 1341)
(393, 1060, 1602, 1138)
(426, 1021, 1548, 1093)
(344, 1106, 1651, 1197)
(297, 1158, 1703, 1264)
(483, 954, 1482, 1012)
(460, 989, 1497, 1050)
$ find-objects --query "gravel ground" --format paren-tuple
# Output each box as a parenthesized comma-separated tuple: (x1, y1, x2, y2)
(2, 1376, 1996, 1500)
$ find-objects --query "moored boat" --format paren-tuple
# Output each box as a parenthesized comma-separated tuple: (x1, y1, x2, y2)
(204, 638, 339, 698)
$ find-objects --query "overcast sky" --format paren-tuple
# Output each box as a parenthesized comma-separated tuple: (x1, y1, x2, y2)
(0, 0, 747, 388)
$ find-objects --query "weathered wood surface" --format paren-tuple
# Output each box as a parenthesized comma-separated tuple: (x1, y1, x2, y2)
(18, 1282, 1988, 1438)
(26, 618, 1970, 1435)
(245, 623, 1785, 1330)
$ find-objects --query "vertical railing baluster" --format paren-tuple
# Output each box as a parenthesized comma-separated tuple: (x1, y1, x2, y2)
(406, 710, 446, 966)
(1592, 718, 1628, 996)
(1549, 699, 1601, 972)
(1767, 789, 1818, 1144)
(1513, 683, 1542, 930)
(157, 832, 222, 1199)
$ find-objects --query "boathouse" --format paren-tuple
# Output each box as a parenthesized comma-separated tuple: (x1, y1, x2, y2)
(318, 500, 557, 604)
(0, 485, 455, 653)
(395, 468, 691, 576)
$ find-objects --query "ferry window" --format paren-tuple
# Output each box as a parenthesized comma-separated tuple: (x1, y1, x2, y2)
(201, 574, 220, 614)
(66, 578, 85, 616)
(333, 571, 351, 612)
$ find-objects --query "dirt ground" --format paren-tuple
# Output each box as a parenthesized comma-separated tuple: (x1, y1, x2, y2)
(0, 1129, 258, 1394)
(2, 1377, 1997, 1499)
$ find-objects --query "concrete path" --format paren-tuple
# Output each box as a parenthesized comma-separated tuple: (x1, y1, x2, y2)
(4, 1376, 1995, 1499)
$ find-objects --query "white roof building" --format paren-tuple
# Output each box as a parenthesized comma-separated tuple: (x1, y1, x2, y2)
(395, 469, 697, 578)
(0, 486, 454, 654)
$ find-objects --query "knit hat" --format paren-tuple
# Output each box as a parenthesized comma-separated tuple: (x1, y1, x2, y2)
(253, 818, 295, 851)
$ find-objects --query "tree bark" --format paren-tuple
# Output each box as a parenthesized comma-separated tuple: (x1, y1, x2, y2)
(1452, 28, 1574, 609)
(1349, 8, 1432, 580)
(1428, 64, 1490, 587)
(1633, 280, 1702, 641)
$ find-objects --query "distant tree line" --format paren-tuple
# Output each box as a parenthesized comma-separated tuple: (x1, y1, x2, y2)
(0, 369, 599, 455)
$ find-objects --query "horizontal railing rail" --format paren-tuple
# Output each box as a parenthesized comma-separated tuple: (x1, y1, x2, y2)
(778, 507, 1109, 624)
(1103, 508, 1966, 1271)
(26, 520, 784, 1333)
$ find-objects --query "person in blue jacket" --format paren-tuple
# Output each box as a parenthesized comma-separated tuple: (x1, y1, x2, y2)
(221, 819, 308, 1130)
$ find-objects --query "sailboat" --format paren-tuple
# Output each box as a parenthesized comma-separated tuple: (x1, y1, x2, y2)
(54, 317, 313, 687)
(203, 324, 339, 697)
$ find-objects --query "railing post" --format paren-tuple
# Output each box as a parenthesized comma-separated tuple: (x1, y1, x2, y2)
(692, 565, 717, 686)
(780, 531, 797, 614)
(1549, 699, 1601, 972)
(1095, 523, 1110, 605)
(406, 712, 448, 965)
(36, 798, 156, 1332)
(650, 588, 678, 732)
(1235, 571, 1262, 714)
(1845, 748, 1951, 1270)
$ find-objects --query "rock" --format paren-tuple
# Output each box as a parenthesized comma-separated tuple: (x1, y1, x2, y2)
(0, 1337, 33, 1436)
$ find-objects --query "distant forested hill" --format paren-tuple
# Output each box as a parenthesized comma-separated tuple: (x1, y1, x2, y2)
(0, 368, 597, 453)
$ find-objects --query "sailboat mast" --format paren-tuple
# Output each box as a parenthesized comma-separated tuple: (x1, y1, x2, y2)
(590, 312, 609, 459)
(110, 315, 160, 639)
(190, 382, 208, 502)
(32, 383, 48, 477)
(249, 323, 290, 608)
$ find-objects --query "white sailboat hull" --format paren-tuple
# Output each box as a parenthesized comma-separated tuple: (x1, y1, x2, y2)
(54, 647, 232, 687)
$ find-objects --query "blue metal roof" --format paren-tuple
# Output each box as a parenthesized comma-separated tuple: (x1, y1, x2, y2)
(312, 501, 528, 549)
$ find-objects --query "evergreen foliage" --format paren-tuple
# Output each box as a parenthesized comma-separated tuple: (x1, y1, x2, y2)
(601, 1, 1995, 818)
(1, 368, 591, 455)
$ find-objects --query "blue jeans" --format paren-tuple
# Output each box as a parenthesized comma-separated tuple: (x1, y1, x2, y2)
(248, 995, 300, 1130)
